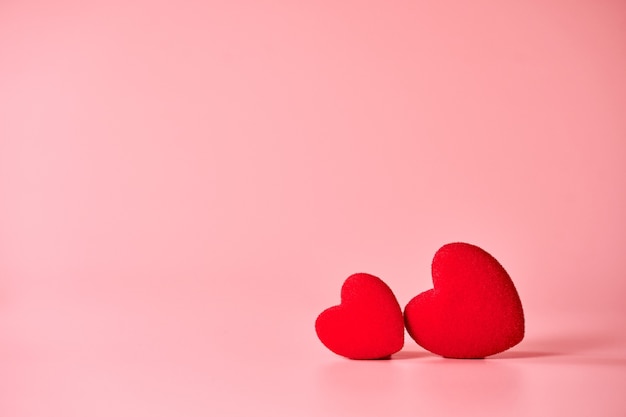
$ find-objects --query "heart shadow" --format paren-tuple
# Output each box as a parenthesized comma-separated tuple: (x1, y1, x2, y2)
(492, 332, 621, 359)
(391, 349, 430, 360)
(491, 350, 557, 359)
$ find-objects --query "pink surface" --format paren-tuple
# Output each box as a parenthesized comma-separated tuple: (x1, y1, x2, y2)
(1, 0, 625, 416)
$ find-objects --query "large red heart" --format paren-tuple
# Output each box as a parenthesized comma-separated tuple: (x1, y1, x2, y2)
(404, 242, 524, 358)
(315, 273, 404, 359)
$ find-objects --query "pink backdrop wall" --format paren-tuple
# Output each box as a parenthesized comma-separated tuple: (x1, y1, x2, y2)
(1, 1, 625, 416)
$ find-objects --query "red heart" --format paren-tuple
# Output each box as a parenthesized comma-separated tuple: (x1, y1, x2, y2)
(404, 243, 525, 358)
(315, 273, 404, 359)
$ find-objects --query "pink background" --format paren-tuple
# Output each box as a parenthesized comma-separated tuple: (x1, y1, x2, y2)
(1, 0, 625, 415)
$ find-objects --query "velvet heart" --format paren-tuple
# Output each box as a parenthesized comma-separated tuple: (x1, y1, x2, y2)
(315, 273, 404, 359)
(404, 242, 524, 358)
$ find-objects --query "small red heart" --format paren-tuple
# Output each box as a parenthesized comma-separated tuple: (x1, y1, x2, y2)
(315, 273, 404, 359)
(404, 242, 525, 358)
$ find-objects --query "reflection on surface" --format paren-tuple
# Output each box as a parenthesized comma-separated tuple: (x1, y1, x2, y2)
(315, 355, 526, 416)
(315, 358, 409, 416)
(408, 359, 524, 415)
